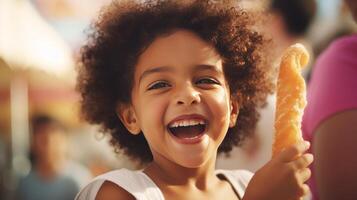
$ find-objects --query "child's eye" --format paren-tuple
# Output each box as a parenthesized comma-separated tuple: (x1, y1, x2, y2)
(196, 78, 220, 85)
(147, 81, 171, 90)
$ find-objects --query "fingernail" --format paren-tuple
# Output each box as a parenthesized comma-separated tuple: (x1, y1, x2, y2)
(305, 141, 310, 148)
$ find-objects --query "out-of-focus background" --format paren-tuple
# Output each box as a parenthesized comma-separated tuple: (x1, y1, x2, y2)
(0, 0, 356, 199)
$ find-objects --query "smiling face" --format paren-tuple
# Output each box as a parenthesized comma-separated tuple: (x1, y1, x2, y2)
(118, 30, 238, 168)
(32, 124, 68, 168)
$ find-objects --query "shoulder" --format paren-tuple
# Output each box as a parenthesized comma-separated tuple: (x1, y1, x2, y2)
(315, 34, 357, 71)
(75, 168, 161, 200)
(17, 170, 37, 187)
(75, 169, 135, 200)
(310, 35, 357, 89)
(16, 173, 33, 195)
(323, 34, 357, 57)
(96, 181, 135, 200)
(330, 34, 357, 51)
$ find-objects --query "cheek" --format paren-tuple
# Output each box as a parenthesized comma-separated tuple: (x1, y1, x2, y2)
(137, 95, 169, 133)
(34, 137, 48, 155)
(207, 89, 231, 117)
(205, 88, 232, 140)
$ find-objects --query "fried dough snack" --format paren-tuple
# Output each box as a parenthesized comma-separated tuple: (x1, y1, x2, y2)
(272, 43, 309, 157)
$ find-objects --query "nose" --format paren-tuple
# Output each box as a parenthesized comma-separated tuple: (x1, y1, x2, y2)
(175, 83, 201, 105)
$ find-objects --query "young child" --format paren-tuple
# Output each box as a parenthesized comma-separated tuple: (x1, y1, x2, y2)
(76, 1, 313, 199)
(17, 115, 80, 200)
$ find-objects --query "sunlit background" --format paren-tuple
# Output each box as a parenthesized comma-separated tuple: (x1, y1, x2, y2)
(0, 0, 356, 199)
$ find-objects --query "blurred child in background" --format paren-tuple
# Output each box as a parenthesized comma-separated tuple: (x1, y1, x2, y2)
(16, 115, 89, 200)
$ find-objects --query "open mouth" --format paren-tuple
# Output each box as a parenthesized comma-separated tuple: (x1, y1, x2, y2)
(167, 119, 207, 139)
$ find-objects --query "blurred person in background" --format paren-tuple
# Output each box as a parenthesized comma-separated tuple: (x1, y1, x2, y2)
(217, 0, 317, 176)
(229, 0, 316, 168)
(15, 114, 90, 200)
(267, 0, 316, 78)
(302, 0, 357, 199)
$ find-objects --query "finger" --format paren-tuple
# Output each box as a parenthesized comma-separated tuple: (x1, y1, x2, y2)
(298, 184, 310, 197)
(293, 183, 310, 200)
(293, 153, 314, 169)
(299, 168, 312, 183)
(293, 184, 310, 199)
(279, 141, 310, 162)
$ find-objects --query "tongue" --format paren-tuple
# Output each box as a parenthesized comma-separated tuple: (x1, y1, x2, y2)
(170, 125, 204, 139)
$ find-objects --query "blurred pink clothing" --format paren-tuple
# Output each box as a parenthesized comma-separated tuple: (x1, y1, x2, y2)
(302, 34, 357, 200)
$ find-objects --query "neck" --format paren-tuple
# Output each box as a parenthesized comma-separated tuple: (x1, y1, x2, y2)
(35, 160, 61, 180)
(144, 153, 219, 190)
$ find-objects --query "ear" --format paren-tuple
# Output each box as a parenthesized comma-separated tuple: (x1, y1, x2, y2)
(229, 99, 239, 128)
(116, 104, 141, 135)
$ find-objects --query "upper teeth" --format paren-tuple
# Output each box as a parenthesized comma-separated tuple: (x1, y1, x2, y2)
(169, 119, 205, 128)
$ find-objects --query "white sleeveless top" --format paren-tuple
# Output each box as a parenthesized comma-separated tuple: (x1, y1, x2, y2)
(75, 168, 253, 200)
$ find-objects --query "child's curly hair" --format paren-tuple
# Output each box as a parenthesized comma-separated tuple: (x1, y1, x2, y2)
(77, 0, 274, 164)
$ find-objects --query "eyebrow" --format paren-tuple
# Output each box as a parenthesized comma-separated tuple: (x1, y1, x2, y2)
(139, 66, 174, 84)
(194, 64, 221, 73)
(138, 64, 221, 83)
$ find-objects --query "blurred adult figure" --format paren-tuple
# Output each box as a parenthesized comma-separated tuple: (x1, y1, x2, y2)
(217, 0, 317, 174)
(268, 0, 316, 78)
(302, 0, 357, 200)
(16, 115, 80, 200)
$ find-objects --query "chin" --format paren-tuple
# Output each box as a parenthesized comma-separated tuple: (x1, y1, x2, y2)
(180, 160, 205, 168)
(174, 151, 213, 169)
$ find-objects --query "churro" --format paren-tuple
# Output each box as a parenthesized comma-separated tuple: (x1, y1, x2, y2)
(272, 43, 309, 157)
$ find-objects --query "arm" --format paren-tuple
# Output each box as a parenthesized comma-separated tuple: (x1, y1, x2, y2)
(95, 181, 135, 200)
(313, 109, 357, 200)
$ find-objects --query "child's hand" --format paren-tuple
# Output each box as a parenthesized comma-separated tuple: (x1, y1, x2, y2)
(243, 141, 313, 200)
